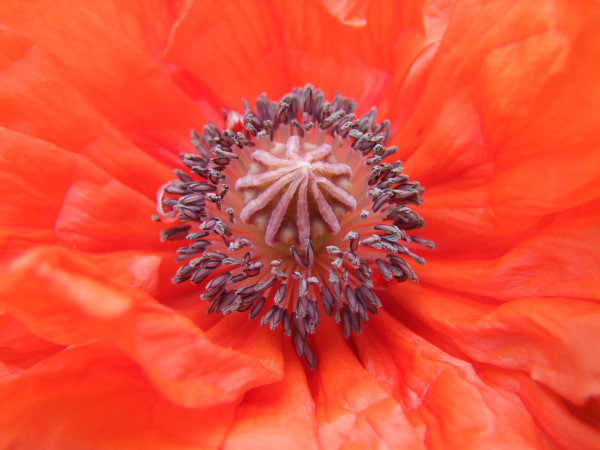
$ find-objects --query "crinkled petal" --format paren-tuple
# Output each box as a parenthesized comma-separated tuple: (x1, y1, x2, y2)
(0, 1, 208, 162)
(421, 216, 600, 300)
(0, 344, 238, 449)
(402, 0, 600, 253)
(223, 342, 318, 449)
(55, 178, 165, 252)
(0, 24, 174, 193)
(0, 247, 283, 408)
(357, 312, 566, 449)
(0, 128, 109, 255)
(313, 321, 423, 448)
(480, 366, 600, 450)
(391, 283, 600, 404)
(164, 0, 445, 114)
(0, 312, 63, 370)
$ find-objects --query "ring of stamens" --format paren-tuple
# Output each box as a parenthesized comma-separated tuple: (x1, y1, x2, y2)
(157, 85, 432, 369)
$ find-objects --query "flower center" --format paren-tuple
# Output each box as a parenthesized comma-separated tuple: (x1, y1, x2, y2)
(237, 135, 355, 247)
(157, 85, 433, 369)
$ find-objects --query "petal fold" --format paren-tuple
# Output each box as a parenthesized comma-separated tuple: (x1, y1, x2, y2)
(0, 345, 238, 449)
(0, 247, 284, 408)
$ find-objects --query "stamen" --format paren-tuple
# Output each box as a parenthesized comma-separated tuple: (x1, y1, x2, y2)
(157, 85, 432, 369)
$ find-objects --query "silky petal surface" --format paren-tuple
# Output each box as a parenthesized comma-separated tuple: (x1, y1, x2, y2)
(0, 247, 283, 408)
(0, 345, 238, 449)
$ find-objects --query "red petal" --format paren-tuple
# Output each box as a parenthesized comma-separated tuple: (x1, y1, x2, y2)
(0, 312, 63, 369)
(0, 345, 238, 448)
(401, 0, 600, 252)
(0, 247, 283, 407)
(358, 312, 551, 449)
(0, 129, 108, 253)
(223, 343, 319, 448)
(312, 321, 423, 448)
(164, 0, 420, 112)
(0, 24, 174, 193)
(481, 366, 600, 450)
(421, 216, 600, 301)
(55, 178, 165, 252)
(0, 2, 208, 164)
(391, 283, 600, 404)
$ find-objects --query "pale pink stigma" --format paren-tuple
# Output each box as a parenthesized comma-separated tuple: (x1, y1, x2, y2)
(237, 135, 356, 246)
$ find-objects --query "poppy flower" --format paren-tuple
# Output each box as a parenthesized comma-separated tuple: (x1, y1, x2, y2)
(0, 0, 599, 448)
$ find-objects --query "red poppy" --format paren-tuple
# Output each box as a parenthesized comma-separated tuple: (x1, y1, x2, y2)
(1, 0, 599, 448)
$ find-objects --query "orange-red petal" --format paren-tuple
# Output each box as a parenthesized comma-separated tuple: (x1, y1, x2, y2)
(0, 1, 208, 161)
(357, 312, 594, 449)
(312, 321, 423, 448)
(0, 345, 238, 449)
(0, 247, 283, 408)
